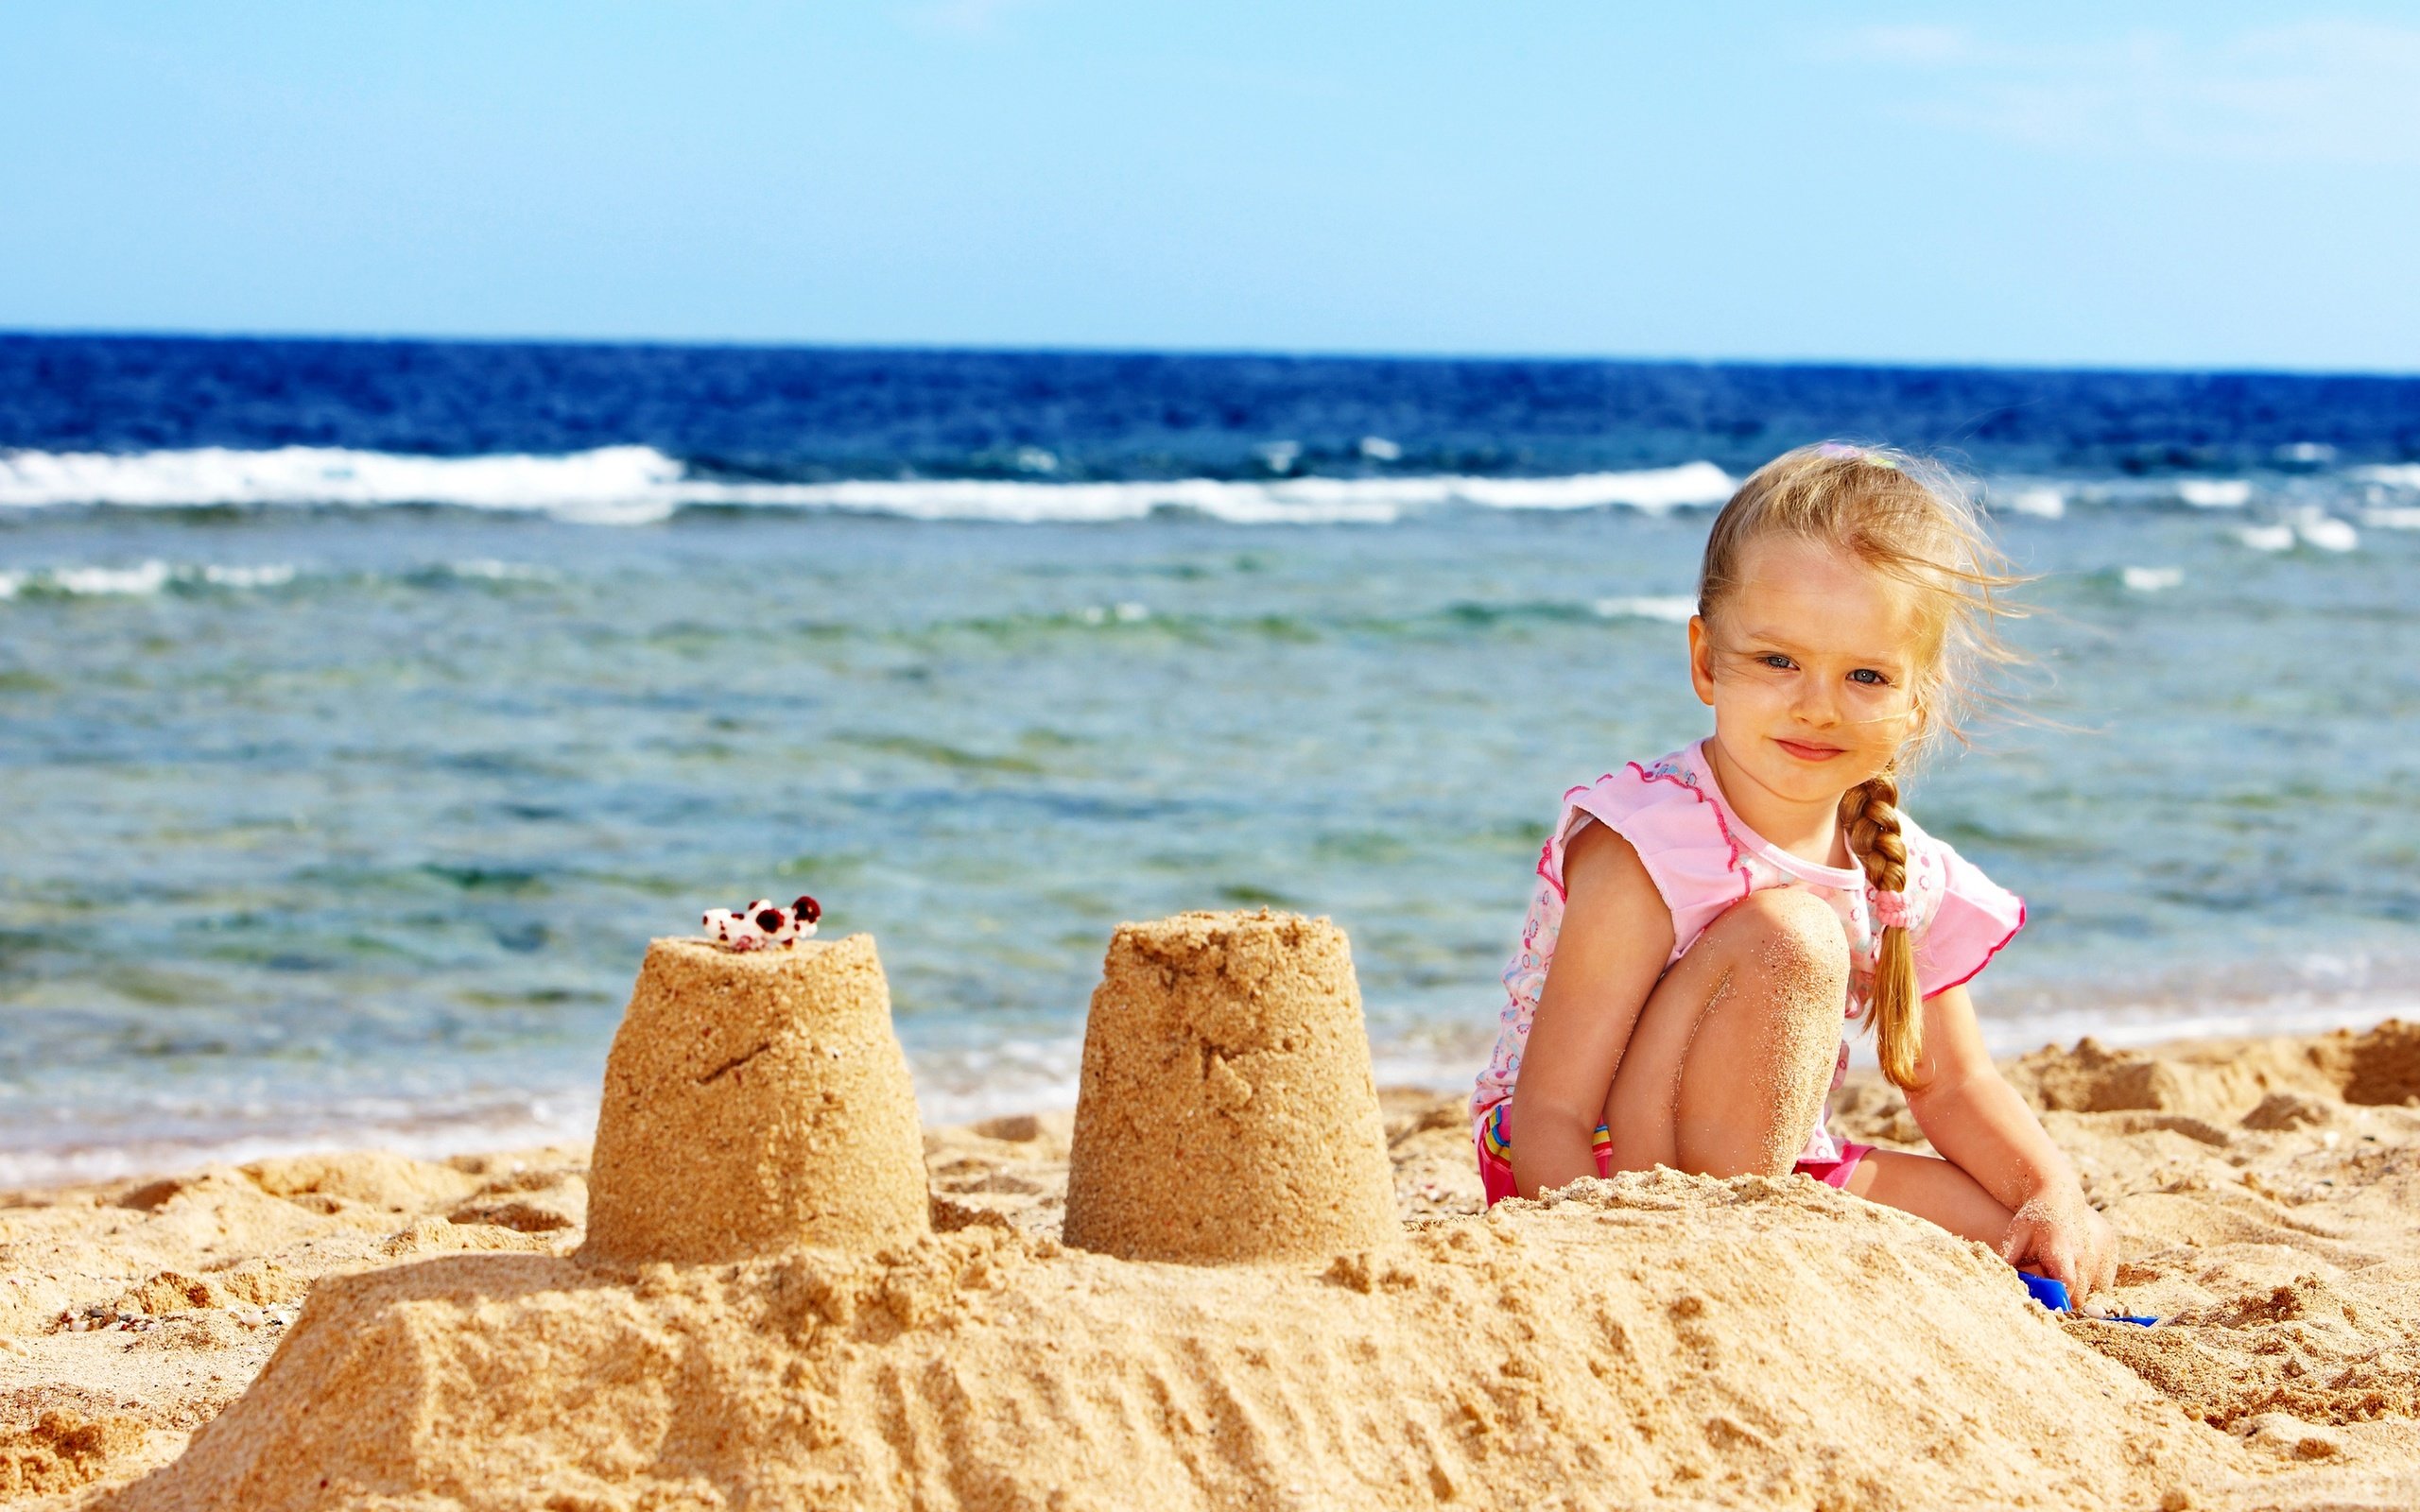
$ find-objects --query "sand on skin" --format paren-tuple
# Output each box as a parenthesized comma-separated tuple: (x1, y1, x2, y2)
(0, 1022, 2406, 1506)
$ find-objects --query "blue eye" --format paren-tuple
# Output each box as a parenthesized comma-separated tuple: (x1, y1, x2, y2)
(1761, 654, 1796, 670)
(1848, 668, 1888, 686)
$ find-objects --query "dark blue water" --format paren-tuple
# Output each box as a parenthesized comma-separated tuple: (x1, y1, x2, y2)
(4, 335, 2417, 1183)
(8, 333, 2418, 478)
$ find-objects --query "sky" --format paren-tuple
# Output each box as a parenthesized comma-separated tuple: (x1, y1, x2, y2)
(4, 3, 2419, 370)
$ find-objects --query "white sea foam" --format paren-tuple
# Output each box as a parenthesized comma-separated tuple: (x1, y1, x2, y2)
(0, 444, 690, 514)
(648, 462, 1738, 523)
(445, 558, 558, 582)
(200, 562, 300, 589)
(2293, 510, 2360, 553)
(2362, 507, 2420, 529)
(47, 560, 173, 596)
(0, 445, 1737, 525)
(2352, 463, 2420, 489)
(2120, 565, 2185, 593)
(2001, 486, 2067, 519)
(2230, 510, 2360, 554)
(2173, 479, 2254, 509)
(0, 1091, 604, 1190)
(1592, 594, 1698, 624)
(0, 559, 304, 600)
(1443, 462, 1736, 511)
(1974, 1000, 2412, 1063)
(1078, 602, 1150, 625)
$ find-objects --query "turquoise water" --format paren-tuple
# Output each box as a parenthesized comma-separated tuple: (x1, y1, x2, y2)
(5, 497, 2417, 1181)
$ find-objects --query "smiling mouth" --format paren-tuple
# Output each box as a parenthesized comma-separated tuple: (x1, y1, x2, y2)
(1775, 738, 1845, 762)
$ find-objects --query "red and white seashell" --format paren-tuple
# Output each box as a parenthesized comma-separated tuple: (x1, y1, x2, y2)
(701, 895, 821, 952)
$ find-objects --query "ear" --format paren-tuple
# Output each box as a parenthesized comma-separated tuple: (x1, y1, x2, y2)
(1686, 615, 1718, 707)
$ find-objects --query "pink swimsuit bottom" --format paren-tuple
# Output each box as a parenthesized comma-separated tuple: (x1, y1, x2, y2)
(1475, 1103, 1871, 1208)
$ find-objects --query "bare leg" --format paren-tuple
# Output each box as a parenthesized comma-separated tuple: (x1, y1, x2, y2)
(1841, 1148, 2015, 1247)
(1601, 886, 1849, 1178)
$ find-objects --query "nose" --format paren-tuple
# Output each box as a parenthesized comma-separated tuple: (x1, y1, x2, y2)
(1790, 673, 1842, 729)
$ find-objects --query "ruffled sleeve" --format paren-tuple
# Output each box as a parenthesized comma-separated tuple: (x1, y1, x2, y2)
(1539, 756, 1754, 962)
(1910, 833, 2025, 999)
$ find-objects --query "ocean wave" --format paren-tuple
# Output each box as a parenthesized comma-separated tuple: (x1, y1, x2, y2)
(0, 558, 566, 604)
(1999, 487, 2067, 519)
(0, 559, 302, 599)
(1973, 1000, 2411, 1063)
(1591, 594, 1697, 624)
(2292, 511, 2360, 553)
(0, 445, 690, 524)
(0, 1091, 603, 1190)
(433, 558, 559, 583)
(2352, 464, 2420, 490)
(0, 445, 1738, 524)
(2173, 479, 2254, 509)
(2232, 509, 2361, 554)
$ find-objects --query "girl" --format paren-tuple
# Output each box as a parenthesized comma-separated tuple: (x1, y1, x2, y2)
(1471, 442, 2118, 1300)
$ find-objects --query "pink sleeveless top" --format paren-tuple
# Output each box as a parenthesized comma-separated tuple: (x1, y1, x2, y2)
(1470, 740, 2025, 1162)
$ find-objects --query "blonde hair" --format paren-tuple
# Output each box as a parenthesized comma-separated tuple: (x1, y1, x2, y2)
(1696, 441, 2022, 1088)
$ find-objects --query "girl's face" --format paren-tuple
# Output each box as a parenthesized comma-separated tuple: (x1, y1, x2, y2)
(1688, 535, 1929, 810)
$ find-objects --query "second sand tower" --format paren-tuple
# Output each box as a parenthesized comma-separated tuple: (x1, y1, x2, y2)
(1062, 909, 1397, 1263)
(581, 935, 929, 1265)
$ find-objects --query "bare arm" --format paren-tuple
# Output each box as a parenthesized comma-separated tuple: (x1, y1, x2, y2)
(1903, 985, 2118, 1297)
(1504, 820, 1676, 1199)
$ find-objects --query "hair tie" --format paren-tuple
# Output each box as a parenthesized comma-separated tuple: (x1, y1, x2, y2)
(1870, 889, 1914, 932)
(1816, 441, 1898, 471)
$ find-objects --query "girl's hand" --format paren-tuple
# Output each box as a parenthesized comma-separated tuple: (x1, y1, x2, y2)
(1999, 1184, 2118, 1302)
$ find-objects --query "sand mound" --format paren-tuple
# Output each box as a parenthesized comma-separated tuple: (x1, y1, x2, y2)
(1, 1410, 150, 1499)
(2334, 1019, 2420, 1107)
(1063, 910, 1397, 1264)
(580, 936, 929, 1265)
(18, 1018, 2420, 1508)
(97, 1173, 2235, 1512)
(237, 1152, 481, 1214)
(2006, 1021, 2420, 1123)
(2072, 1272, 2420, 1430)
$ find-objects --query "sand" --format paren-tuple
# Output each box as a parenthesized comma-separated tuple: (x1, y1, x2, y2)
(582, 936, 930, 1264)
(5, 1013, 2418, 1505)
(1063, 911, 1399, 1263)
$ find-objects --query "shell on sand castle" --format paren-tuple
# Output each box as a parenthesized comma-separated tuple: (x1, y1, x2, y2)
(580, 936, 928, 1266)
(1062, 909, 1398, 1263)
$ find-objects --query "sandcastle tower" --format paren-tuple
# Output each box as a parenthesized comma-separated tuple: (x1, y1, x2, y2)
(1062, 909, 1398, 1263)
(581, 935, 929, 1265)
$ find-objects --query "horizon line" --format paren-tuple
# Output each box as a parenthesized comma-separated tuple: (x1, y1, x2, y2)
(5, 323, 2417, 386)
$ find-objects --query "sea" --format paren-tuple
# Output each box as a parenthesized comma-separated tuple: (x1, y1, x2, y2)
(4, 334, 2418, 1185)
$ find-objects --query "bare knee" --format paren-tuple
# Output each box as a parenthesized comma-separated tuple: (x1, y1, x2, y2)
(1606, 887, 1850, 1179)
(1696, 886, 1849, 1015)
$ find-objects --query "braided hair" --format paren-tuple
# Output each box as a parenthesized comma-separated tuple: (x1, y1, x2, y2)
(1840, 768, 1921, 1085)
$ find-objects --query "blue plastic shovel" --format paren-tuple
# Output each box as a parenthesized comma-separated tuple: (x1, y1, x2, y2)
(2020, 1272, 2158, 1325)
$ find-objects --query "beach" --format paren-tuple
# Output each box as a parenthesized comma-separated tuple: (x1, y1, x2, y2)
(5, 1020, 2417, 1510)
(9, 0, 2420, 1490)
(6, 338, 2420, 1506)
